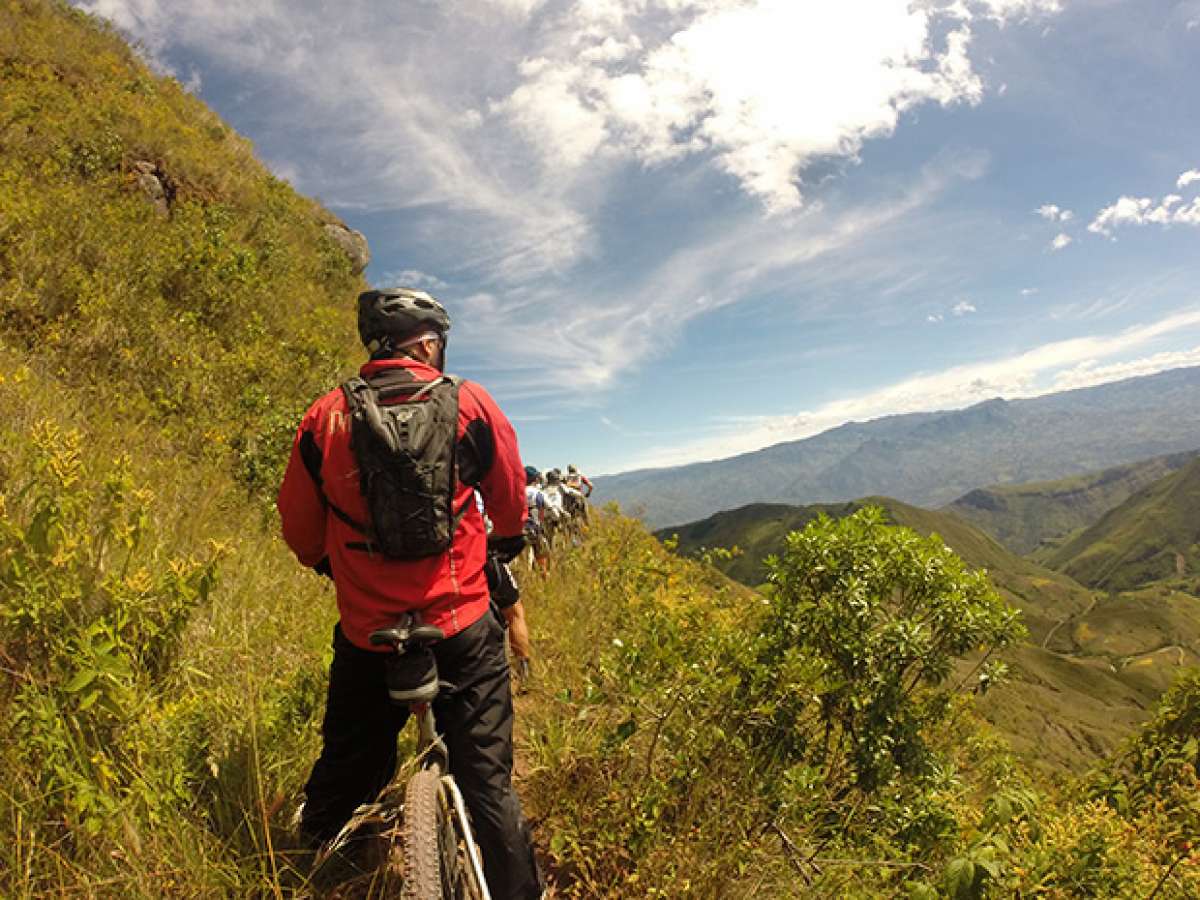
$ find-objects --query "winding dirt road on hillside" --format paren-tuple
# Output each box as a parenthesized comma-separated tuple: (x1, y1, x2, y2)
(1041, 593, 1099, 650)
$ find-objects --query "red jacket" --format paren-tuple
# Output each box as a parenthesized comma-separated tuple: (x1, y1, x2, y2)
(278, 358, 527, 650)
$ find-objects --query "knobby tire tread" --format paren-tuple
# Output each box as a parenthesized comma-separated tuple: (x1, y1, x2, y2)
(401, 769, 443, 899)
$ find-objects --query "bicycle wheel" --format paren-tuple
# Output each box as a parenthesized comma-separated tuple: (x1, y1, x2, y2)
(401, 768, 444, 899)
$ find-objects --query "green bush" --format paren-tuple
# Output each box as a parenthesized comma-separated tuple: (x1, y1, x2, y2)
(759, 507, 1026, 792)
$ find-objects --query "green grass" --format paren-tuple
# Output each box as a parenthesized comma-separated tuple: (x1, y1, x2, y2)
(1044, 458, 1200, 592)
(944, 450, 1199, 555)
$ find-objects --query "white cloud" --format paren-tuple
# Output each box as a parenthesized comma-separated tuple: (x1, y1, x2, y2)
(492, 0, 1055, 213)
(952, 300, 978, 315)
(455, 150, 989, 395)
(484, 0, 549, 16)
(1088, 194, 1200, 237)
(74, 0, 1057, 394)
(1020, 287, 1038, 296)
(972, 0, 1062, 20)
(1050, 232, 1072, 250)
(1050, 347, 1200, 392)
(380, 269, 448, 290)
(1036, 203, 1073, 222)
(1178, 169, 1200, 189)
(928, 313, 945, 323)
(620, 307, 1200, 470)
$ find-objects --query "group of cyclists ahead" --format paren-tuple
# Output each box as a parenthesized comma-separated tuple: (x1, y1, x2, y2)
(523, 464, 594, 568)
(278, 285, 594, 899)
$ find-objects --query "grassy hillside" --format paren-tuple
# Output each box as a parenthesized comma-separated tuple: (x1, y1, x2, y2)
(1044, 457, 1200, 593)
(522, 513, 1200, 897)
(945, 450, 1199, 555)
(0, 0, 365, 492)
(0, 0, 364, 893)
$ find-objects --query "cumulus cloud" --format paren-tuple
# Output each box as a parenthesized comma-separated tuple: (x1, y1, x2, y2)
(490, 0, 1035, 213)
(1178, 169, 1200, 189)
(1050, 232, 1072, 250)
(1086, 168, 1200, 237)
(1036, 203, 1073, 222)
(622, 307, 1200, 469)
(1088, 194, 1200, 237)
(953, 300, 978, 315)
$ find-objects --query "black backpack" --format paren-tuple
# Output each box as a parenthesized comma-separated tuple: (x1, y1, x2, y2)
(332, 368, 473, 559)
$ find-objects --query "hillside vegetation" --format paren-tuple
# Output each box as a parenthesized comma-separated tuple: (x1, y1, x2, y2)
(1043, 458, 1200, 594)
(0, 0, 362, 893)
(520, 512, 1200, 897)
(0, 0, 364, 494)
(2, 2, 1199, 897)
(662, 497, 1200, 771)
(945, 450, 1199, 555)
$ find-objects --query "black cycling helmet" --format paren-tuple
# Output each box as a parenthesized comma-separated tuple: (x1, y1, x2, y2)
(357, 287, 451, 352)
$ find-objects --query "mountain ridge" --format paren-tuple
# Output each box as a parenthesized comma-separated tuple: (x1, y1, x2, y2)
(597, 366, 1200, 528)
(945, 449, 1200, 555)
(1043, 456, 1200, 592)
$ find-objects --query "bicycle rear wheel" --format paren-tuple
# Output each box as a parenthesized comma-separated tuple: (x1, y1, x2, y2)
(401, 768, 444, 899)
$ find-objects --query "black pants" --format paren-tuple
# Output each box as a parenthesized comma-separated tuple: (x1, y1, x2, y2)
(301, 611, 543, 900)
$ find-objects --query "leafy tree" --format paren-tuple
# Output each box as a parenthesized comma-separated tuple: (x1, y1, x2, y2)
(759, 507, 1026, 791)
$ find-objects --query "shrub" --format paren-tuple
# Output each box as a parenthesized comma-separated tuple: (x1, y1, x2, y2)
(759, 507, 1026, 792)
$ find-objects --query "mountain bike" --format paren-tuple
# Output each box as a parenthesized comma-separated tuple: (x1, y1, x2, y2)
(313, 613, 491, 900)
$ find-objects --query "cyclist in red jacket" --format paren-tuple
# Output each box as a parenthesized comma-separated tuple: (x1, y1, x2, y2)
(278, 287, 542, 899)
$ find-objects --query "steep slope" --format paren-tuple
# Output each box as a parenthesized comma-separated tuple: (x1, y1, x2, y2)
(0, 1, 366, 893)
(0, 0, 366, 492)
(597, 367, 1200, 528)
(1043, 457, 1200, 593)
(945, 449, 1200, 554)
(660, 497, 1200, 769)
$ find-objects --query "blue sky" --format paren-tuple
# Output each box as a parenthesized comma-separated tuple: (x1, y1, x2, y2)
(79, 0, 1200, 474)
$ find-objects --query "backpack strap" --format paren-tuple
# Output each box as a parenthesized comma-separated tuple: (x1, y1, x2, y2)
(323, 377, 372, 536)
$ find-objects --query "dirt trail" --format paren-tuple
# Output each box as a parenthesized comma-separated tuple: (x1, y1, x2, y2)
(513, 680, 564, 898)
(1041, 593, 1098, 650)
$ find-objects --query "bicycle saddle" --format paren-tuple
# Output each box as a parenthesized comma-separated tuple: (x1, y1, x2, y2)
(369, 616, 445, 650)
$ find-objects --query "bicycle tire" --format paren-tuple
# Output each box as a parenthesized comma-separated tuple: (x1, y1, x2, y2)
(401, 768, 444, 899)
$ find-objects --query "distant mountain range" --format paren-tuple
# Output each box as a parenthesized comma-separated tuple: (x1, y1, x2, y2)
(596, 366, 1200, 529)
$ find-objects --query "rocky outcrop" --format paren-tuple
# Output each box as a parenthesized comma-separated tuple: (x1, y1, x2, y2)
(323, 222, 370, 275)
(131, 160, 173, 216)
